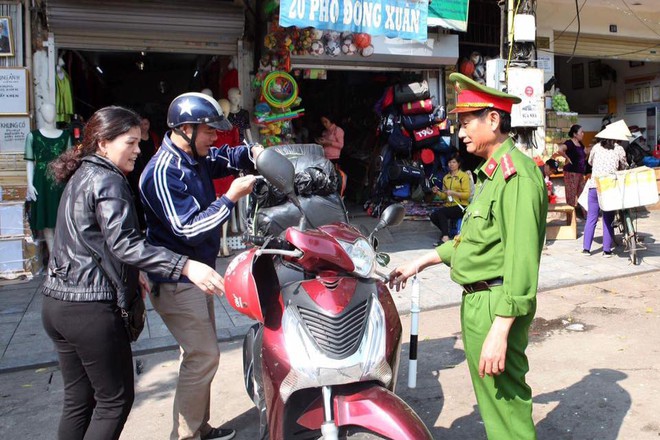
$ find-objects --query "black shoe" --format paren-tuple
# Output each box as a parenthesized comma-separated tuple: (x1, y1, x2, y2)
(603, 251, 613, 258)
(202, 428, 236, 440)
(581, 249, 591, 255)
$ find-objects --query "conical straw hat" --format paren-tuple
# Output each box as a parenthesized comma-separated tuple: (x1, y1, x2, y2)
(595, 120, 632, 141)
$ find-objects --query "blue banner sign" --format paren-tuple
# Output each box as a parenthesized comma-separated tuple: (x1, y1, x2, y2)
(279, 0, 428, 41)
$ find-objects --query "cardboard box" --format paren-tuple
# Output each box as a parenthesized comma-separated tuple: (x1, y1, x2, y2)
(595, 167, 659, 211)
(0, 202, 25, 237)
(0, 236, 39, 279)
(1, 185, 28, 201)
(0, 237, 25, 273)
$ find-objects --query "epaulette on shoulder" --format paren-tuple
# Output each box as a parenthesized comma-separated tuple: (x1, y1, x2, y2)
(500, 154, 517, 181)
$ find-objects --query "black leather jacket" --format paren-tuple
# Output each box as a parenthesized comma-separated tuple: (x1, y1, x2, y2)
(40, 154, 188, 309)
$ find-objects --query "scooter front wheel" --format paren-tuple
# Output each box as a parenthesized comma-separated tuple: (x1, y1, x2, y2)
(339, 427, 389, 439)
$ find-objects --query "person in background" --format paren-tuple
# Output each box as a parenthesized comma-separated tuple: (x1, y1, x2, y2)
(543, 159, 559, 204)
(429, 154, 470, 246)
(582, 120, 629, 257)
(316, 114, 344, 164)
(41, 106, 224, 440)
(127, 115, 159, 231)
(292, 117, 310, 144)
(556, 124, 587, 217)
(389, 73, 546, 440)
(140, 92, 262, 440)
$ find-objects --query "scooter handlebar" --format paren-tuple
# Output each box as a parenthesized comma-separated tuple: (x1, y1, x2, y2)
(245, 234, 295, 251)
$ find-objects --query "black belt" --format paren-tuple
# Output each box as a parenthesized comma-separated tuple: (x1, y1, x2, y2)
(462, 277, 504, 294)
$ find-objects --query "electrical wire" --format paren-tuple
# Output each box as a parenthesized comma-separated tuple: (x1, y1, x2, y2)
(537, 41, 660, 59)
(566, 0, 581, 62)
(620, 0, 660, 39)
(551, 0, 589, 43)
(505, 0, 522, 81)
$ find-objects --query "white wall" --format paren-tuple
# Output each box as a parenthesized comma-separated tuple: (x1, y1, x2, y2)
(556, 56, 659, 129)
(537, 1, 660, 40)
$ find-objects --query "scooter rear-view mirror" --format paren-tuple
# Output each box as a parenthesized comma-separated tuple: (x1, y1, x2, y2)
(255, 148, 296, 196)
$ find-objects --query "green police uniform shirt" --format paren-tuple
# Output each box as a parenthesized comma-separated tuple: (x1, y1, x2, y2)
(436, 138, 548, 318)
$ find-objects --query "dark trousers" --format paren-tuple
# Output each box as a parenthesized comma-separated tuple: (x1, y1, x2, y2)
(42, 295, 134, 440)
(430, 205, 465, 237)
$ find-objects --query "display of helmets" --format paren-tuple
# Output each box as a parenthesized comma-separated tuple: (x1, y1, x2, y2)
(167, 92, 232, 130)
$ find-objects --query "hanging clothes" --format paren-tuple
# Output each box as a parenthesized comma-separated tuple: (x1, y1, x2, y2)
(212, 126, 241, 196)
(220, 68, 239, 99)
(56, 71, 74, 124)
(24, 130, 71, 230)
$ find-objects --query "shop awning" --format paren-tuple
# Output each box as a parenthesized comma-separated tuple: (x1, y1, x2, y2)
(291, 34, 459, 71)
(553, 32, 660, 63)
(46, 0, 244, 55)
(428, 0, 470, 32)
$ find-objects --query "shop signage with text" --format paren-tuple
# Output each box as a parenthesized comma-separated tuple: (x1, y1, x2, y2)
(280, 0, 428, 41)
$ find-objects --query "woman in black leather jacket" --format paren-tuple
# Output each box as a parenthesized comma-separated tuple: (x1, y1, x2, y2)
(41, 106, 225, 440)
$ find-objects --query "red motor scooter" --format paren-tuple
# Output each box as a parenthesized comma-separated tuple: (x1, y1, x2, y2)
(224, 149, 432, 440)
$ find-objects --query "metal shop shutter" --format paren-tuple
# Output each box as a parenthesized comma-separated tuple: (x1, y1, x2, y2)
(553, 32, 660, 63)
(46, 0, 244, 55)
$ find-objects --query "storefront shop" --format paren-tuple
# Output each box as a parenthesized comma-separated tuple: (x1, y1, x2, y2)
(41, 0, 246, 136)
(538, 0, 660, 168)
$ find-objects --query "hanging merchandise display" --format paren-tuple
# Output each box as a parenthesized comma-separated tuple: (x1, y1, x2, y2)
(366, 80, 453, 214)
(257, 13, 376, 78)
(255, 71, 304, 146)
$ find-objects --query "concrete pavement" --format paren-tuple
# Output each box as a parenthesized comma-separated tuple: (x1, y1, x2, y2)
(1, 271, 659, 439)
(1, 203, 659, 372)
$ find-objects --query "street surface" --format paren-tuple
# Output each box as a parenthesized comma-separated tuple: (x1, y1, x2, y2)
(1, 271, 658, 439)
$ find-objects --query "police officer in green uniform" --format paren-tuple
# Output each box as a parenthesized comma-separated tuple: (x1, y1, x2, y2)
(389, 73, 547, 439)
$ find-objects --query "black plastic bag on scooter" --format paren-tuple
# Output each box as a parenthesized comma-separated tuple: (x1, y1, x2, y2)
(248, 144, 348, 237)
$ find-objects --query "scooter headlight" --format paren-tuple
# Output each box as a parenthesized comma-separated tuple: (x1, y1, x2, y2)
(337, 238, 376, 278)
(280, 294, 391, 403)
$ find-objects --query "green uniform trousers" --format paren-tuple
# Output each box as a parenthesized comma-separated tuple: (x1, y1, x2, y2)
(461, 287, 537, 440)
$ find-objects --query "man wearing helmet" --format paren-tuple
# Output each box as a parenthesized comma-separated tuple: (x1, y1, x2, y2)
(140, 92, 263, 440)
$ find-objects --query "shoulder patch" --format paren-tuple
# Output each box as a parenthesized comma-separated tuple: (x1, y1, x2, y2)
(484, 157, 499, 178)
(500, 154, 517, 180)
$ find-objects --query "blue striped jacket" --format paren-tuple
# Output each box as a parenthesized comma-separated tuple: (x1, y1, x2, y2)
(139, 133, 254, 282)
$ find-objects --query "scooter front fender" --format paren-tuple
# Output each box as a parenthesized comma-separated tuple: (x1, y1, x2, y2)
(297, 384, 433, 440)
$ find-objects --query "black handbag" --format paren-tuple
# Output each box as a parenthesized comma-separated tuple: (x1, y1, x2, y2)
(79, 236, 146, 343)
(98, 262, 145, 343)
(393, 80, 430, 105)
